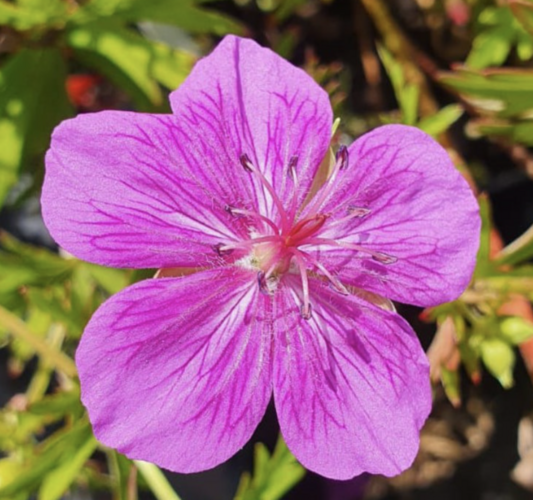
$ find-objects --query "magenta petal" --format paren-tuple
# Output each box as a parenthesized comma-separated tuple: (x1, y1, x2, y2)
(77, 268, 272, 472)
(42, 111, 244, 268)
(169, 36, 333, 220)
(273, 277, 431, 480)
(309, 125, 480, 306)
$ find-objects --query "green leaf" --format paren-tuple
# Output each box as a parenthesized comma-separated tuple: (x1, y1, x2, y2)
(39, 434, 98, 500)
(510, 0, 533, 37)
(0, 419, 91, 497)
(66, 23, 163, 110)
(234, 434, 305, 500)
(0, 0, 68, 30)
(108, 451, 135, 500)
(28, 389, 82, 417)
(417, 104, 463, 136)
(124, 0, 242, 35)
(377, 45, 419, 125)
(500, 317, 533, 345)
(0, 305, 77, 377)
(468, 118, 533, 146)
(438, 66, 533, 118)
(82, 263, 129, 295)
(466, 28, 513, 70)
(474, 195, 493, 278)
(135, 461, 182, 500)
(0, 49, 72, 208)
(440, 367, 461, 407)
(480, 337, 515, 388)
(71, 0, 242, 35)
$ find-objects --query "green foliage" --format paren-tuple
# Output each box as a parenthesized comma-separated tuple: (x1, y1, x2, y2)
(466, 6, 533, 69)
(2, 1, 533, 498)
(0, 49, 72, 208)
(235, 435, 305, 500)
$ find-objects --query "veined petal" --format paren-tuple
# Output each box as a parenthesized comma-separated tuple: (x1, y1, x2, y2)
(77, 268, 272, 472)
(169, 35, 333, 222)
(42, 112, 245, 268)
(307, 125, 480, 306)
(273, 276, 431, 480)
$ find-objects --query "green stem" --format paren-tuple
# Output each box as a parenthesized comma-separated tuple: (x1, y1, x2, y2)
(134, 461, 182, 500)
(0, 306, 77, 377)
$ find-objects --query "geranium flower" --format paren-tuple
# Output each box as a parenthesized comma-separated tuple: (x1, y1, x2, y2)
(41, 35, 480, 480)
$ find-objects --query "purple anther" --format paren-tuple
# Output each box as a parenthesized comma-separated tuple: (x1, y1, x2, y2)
(240, 154, 253, 172)
(257, 271, 271, 295)
(335, 146, 349, 170)
(347, 206, 371, 218)
(213, 243, 234, 257)
(300, 303, 312, 320)
(224, 204, 236, 216)
(288, 155, 299, 171)
(372, 252, 398, 265)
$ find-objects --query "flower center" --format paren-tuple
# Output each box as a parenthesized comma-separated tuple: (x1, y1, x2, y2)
(214, 148, 397, 319)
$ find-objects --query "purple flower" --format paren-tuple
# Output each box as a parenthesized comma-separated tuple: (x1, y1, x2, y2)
(41, 36, 480, 480)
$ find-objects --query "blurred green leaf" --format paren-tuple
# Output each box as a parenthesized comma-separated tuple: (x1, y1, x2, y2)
(108, 451, 136, 500)
(28, 389, 82, 417)
(417, 104, 463, 136)
(66, 22, 164, 110)
(480, 337, 515, 388)
(234, 434, 305, 500)
(39, 434, 97, 500)
(468, 118, 533, 146)
(474, 195, 492, 278)
(496, 221, 533, 265)
(467, 8, 513, 69)
(0, 305, 77, 377)
(500, 317, 533, 345)
(71, 0, 241, 35)
(0, 0, 68, 30)
(0, 418, 91, 498)
(510, 0, 533, 37)
(377, 45, 419, 125)
(124, 0, 242, 35)
(83, 263, 129, 295)
(0, 49, 72, 208)
(441, 367, 461, 407)
(135, 461, 182, 500)
(438, 67, 533, 118)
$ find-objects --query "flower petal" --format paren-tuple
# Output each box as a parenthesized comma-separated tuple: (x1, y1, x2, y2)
(307, 124, 480, 306)
(77, 268, 272, 472)
(273, 276, 431, 480)
(42, 111, 246, 268)
(169, 35, 333, 222)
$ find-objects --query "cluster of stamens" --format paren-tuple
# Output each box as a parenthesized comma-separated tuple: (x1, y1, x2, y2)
(213, 147, 397, 319)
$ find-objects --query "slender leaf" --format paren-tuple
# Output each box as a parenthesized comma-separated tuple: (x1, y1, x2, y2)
(0, 49, 72, 208)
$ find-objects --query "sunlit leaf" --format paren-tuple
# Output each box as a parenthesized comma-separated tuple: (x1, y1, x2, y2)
(0, 0, 68, 30)
(66, 22, 163, 110)
(500, 317, 533, 345)
(438, 67, 533, 118)
(0, 50, 72, 208)
(480, 337, 515, 388)
(417, 104, 463, 136)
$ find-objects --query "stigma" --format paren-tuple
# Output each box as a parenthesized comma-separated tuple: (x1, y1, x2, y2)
(214, 148, 397, 319)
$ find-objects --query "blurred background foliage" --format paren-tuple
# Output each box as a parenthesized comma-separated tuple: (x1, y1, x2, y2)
(2, 0, 533, 499)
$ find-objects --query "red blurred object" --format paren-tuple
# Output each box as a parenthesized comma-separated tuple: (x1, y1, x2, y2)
(446, 0, 470, 27)
(66, 74, 101, 109)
